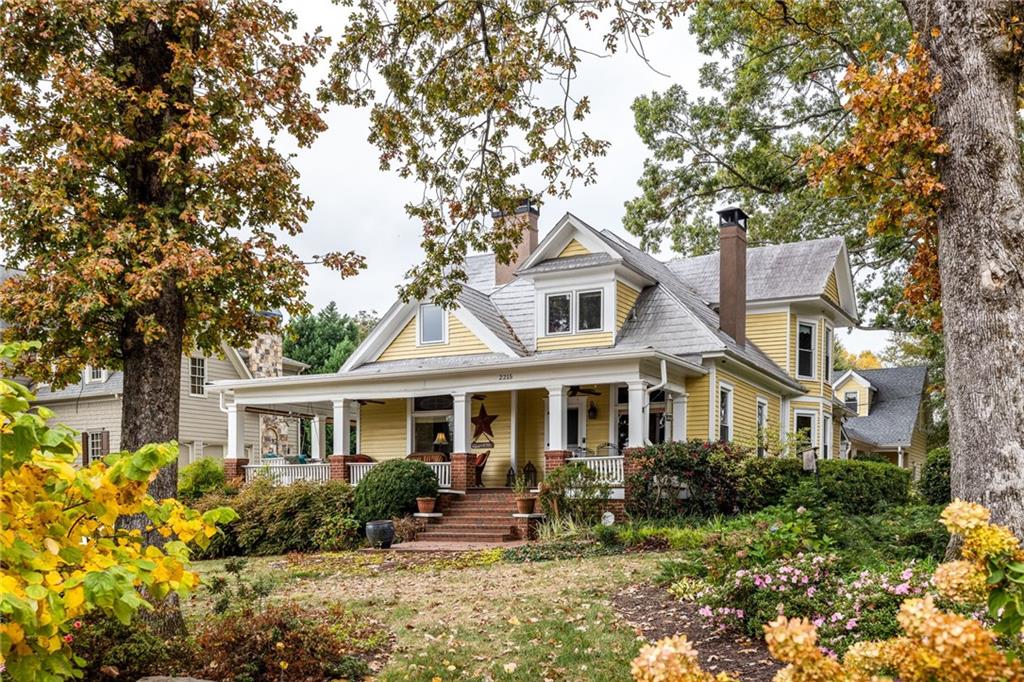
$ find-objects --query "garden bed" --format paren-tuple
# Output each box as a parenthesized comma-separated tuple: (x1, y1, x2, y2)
(613, 583, 783, 682)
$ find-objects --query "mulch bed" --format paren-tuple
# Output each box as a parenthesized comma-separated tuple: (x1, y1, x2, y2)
(612, 583, 784, 682)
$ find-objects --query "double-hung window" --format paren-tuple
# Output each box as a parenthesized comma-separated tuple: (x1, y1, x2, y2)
(719, 384, 734, 442)
(411, 395, 454, 454)
(86, 366, 105, 383)
(797, 322, 816, 378)
(546, 290, 604, 335)
(844, 391, 858, 412)
(756, 398, 769, 456)
(823, 326, 833, 383)
(794, 412, 816, 455)
(823, 417, 832, 459)
(86, 432, 104, 463)
(418, 303, 446, 344)
(189, 357, 206, 396)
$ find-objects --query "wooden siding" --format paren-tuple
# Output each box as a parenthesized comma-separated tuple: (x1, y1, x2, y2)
(616, 282, 641, 331)
(582, 384, 612, 451)
(536, 331, 614, 351)
(378, 312, 490, 361)
(791, 313, 832, 398)
(746, 312, 789, 371)
(824, 271, 840, 306)
(475, 392, 513, 487)
(834, 376, 870, 416)
(558, 239, 590, 257)
(178, 354, 251, 446)
(43, 396, 123, 454)
(717, 369, 783, 445)
(516, 388, 547, 478)
(685, 373, 711, 439)
(358, 399, 408, 460)
(907, 405, 928, 476)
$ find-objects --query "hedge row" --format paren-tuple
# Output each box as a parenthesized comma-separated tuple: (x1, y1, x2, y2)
(625, 441, 911, 518)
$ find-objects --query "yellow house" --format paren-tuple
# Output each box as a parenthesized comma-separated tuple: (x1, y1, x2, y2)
(210, 205, 859, 521)
(833, 367, 930, 475)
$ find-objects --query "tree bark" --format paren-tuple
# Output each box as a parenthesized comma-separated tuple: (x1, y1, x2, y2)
(907, 0, 1024, 539)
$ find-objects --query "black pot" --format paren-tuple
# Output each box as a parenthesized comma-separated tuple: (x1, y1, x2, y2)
(365, 520, 395, 548)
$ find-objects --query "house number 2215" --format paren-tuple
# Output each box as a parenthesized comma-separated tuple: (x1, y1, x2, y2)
(498, 373, 513, 381)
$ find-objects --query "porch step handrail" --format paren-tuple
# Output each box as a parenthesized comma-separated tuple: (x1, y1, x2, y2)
(426, 461, 452, 489)
(566, 455, 625, 485)
(243, 462, 330, 485)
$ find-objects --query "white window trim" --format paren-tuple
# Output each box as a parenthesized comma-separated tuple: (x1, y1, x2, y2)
(844, 391, 859, 412)
(85, 366, 107, 383)
(823, 324, 833, 384)
(188, 357, 206, 397)
(87, 431, 104, 462)
(576, 289, 604, 332)
(823, 416, 833, 460)
(407, 397, 455, 453)
(793, 409, 818, 454)
(756, 396, 769, 454)
(796, 319, 818, 380)
(718, 382, 734, 442)
(416, 303, 449, 346)
(544, 291, 574, 336)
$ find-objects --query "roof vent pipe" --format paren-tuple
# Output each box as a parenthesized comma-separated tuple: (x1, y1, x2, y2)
(717, 207, 748, 346)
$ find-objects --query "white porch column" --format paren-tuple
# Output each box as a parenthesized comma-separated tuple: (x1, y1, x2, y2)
(452, 392, 471, 452)
(671, 392, 688, 442)
(332, 399, 351, 456)
(311, 416, 327, 460)
(226, 402, 246, 459)
(510, 390, 518, 470)
(547, 385, 568, 450)
(627, 381, 646, 448)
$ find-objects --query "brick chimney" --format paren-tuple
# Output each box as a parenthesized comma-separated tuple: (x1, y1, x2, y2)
(493, 200, 540, 286)
(717, 207, 748, 346)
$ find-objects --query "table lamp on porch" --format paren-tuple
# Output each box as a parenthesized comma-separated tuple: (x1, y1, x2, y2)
(433, 431, 448, 452)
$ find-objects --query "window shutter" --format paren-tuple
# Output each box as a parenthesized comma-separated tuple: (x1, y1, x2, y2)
(81, 432, 90, 465)
(100, 430, 110, 456)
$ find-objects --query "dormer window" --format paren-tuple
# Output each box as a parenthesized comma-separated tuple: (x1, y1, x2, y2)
(418, 303, 446, 345)
(546, 293, 572, 334)
(85, 366, 106, 383)
(577, 290, 603, 331)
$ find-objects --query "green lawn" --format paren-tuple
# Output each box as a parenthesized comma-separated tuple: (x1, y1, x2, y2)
(186, 550, 665, 681)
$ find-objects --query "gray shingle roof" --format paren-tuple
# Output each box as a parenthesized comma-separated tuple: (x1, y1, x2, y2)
(843, 366, 928, 447)
(666, 237, 845, 304)
(35, 371, 125, 401)
(516, 252, 618, 275)
(457, 285, 527, 355)
(464, 254, 497, 292)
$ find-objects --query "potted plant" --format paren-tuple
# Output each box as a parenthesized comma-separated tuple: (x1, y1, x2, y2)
(512, 473, 536, 514)
(365, 519, 396, 548)
(416, 496, 436, 514)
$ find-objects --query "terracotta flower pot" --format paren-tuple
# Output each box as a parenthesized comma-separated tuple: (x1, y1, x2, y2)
(416, 496, 436, 514)
(515, 495, 536, 514)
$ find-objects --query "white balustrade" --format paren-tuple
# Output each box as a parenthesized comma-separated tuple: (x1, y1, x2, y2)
(566, 455, 625, 485)
(348, 461, 376, 486)
(244, 462, 330, 485)
(427, 461, 452, 489)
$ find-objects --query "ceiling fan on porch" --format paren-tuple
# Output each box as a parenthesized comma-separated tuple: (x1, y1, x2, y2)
(356, 399, 385, 406)
(568, 385, 600, 397)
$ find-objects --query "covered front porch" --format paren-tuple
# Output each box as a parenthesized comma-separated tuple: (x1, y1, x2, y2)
(212, 352, 706, 494)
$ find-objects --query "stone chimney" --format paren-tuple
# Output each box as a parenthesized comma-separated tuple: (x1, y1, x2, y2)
(717, 207, 748, 346)
(247, 311, 284, 378)
(493, 200, 540, 286)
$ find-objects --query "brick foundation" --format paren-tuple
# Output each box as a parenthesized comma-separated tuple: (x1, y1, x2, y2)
(328, 454, 353, 483)
(511, 515, 545, 540)
(543, 450, 571, 476)
(223, 458, 249, 480)
(450, 452, 475, 491)
(622, 447, 645, 511)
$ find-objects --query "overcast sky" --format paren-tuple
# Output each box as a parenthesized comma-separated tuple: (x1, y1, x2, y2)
(279, 1, 890, 356)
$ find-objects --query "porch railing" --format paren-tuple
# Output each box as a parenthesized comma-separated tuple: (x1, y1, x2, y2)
(426, 461, 452, 489)
(243, 462, 330, 485)
(566, 455, 625, 485)
(348, 461, 376, 485)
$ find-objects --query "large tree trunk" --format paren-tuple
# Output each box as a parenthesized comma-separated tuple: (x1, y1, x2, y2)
(908, 0, 1024, 539)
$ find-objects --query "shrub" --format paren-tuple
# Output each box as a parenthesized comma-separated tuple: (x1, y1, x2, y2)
(852, 451, 891, 464)
(194, 603, 390, 682)
(918, 446, 950, 505)
(193, 478, 358, 557)
(734, 456, 804, 511)
(539, 462, 610, 522)
(392, 515, 419, 543)
(312, 513, 362, 551)
(625, 440, 750, 518)
(353, 459, 439, 524)
(178, 457, 228, 500)
(0, 342, 233, 680)
(815, 459, 911, 512)
(72, 614, 196, 681)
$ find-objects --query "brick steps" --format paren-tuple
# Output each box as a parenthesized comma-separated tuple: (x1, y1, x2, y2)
(419, 489, 520, 543)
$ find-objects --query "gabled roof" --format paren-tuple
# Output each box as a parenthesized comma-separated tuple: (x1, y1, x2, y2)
(34, 371, 124, 401)
(666, 237, 858, 322)
(457, 285, 527, 355)
(843, 366, 928, 448)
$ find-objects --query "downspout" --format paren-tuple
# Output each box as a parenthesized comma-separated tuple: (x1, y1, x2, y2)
(645, 359, 668, 444)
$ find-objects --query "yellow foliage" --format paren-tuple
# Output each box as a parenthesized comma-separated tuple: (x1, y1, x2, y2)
(0, 343, 235, 681)
(631, 635, 739, 682)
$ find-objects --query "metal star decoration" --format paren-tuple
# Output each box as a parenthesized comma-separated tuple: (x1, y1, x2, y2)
(471, 404, 498, 440)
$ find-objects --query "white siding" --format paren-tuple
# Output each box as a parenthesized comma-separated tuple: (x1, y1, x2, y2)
(177, 352, 258, 468)
(43, 396, 123, 454)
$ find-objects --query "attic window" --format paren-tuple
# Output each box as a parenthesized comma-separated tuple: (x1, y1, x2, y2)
(577, 290, 603, 331)
(546, 293, 572, 335)
(418, 304, 446, 344)
(844, 391, 858, 412)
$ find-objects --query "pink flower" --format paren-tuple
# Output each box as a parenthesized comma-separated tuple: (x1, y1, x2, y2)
(830, 612, 843, 623)
(63, 634, 73, 644)
(806, 587, 816, 598)
(813, 617, 825, 627)
(73, 620, 82, 629)
(698, 606, 713, 618)
(845, 619, 858, 630)
(893, 582, 911, 595)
